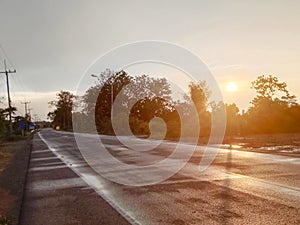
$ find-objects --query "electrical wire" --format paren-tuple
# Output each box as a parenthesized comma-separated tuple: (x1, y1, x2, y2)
(0, 43, 16, 70)
(0, 43, 26, 117)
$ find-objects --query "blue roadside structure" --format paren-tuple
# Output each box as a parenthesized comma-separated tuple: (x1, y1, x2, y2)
(19, 121, 26, 136)
(29, 123, 35, 130)
(19, 121, 26, 130)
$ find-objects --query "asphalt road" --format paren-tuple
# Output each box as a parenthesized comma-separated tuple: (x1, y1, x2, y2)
(20, 128, 300, 224)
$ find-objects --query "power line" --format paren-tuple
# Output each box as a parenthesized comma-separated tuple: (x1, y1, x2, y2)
(28, 108, 33, 121)
(0, 59, 16, 134)
(21, 99, 31, 118)
(0, 44, 28, 116)
(11, 71, 26, 97)
(0, 43, 15, 70)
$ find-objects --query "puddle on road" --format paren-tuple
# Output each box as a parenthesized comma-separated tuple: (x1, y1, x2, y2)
(216, 144, 300, 154)
(256, 145, 300, 153)
(280, 148, 300, 153)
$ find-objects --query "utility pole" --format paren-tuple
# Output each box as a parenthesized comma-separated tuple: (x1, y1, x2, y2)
(0, 60, 16, 135)
(28, 108, 33, 122)
(21, 100, 31, 119)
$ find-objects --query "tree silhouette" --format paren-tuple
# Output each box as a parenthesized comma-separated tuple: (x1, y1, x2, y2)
(225, 103, 242, 135)
(251, 75, 297, 107)
(247, 75, 298, 134)
(48, 91, 76, 131)
(0, 106, 17, 136)
(189, 81, 211, 136)
(79, 71, 300, 138)
(82, 70, 178, 136)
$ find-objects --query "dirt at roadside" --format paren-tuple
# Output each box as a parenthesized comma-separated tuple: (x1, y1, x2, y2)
(0, 138, 32, 225)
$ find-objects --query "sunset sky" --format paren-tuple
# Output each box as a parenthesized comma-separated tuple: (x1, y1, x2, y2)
(0, 0, 299, 120)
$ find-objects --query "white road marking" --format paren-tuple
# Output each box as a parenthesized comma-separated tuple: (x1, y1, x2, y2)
(37, 130, 300, 220)
(30, 178, 87, 192)
(30, 165, 68, 172)
(38, 132, 142, 225)
(36, 162, 65, 166)
(31, 149, 52, 153)
(31, 156, 59, 162)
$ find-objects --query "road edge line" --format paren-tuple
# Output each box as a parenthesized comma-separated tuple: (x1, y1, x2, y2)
(38, 131, 141, 225)
(17, 134, 34, 225)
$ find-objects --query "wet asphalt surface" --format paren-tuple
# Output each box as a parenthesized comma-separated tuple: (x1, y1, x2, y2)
(19, 132, 130, 225)
(19, 129, 300, 224)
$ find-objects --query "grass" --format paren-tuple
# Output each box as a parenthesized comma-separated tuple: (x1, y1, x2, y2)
(0, 144, 12, 225)
(0, 215, 10, 225)
(5, 134, 28, 142)
(0, 140, 20, 225)
(0, 145, 11, 175)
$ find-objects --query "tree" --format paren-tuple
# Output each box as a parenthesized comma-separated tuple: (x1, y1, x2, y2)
(0, 106, 18, 136)
(94, 70, 131, 134)
(125, 75, 175, 137)
(82, 70, 177, 136)
(189, 81, 210, 114)
(0, 107, 17, 119)
(189, 81, 211, 136)
(225, 103, 242, 135)
(0, 108, 8, 136)
(247, 75, 298, 134)
(250, 75, 297, 108)
(48, 91, 76, 131)
(128, 75, 172, 121)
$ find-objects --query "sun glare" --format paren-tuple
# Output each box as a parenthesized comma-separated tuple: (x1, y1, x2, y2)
(226, 82, 238, 92)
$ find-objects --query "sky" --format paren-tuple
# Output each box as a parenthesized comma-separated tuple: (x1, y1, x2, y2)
(0, 0, 299, 120)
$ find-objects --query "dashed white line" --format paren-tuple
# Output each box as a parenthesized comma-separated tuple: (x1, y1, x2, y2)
(37, 132, 142, 225)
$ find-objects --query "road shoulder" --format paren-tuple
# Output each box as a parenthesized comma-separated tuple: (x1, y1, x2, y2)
(0, 137, 32, 225)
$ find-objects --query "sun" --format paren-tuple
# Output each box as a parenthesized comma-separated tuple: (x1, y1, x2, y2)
(226, 82, 238, 92)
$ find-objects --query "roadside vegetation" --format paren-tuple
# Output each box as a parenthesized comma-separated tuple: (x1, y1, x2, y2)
(0, 105, 35, 141)
(0, 145, 11, 174)
(0, 108, 45, 225)
(0, 139, 32, 225)
(0, 215, 10, 225)
(47, 70, 300, 139)
(0, 144, 12, 225)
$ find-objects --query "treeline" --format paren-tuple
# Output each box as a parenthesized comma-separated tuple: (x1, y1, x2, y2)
(48, 70, 300, 137)
(0, 106, 34, 138)
(226, 75, 300, 135)
(48, 91, 75, 131)
(0, 107, 16, 137)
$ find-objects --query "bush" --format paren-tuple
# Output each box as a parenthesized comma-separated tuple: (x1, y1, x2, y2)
(0, 215, 10, 225)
